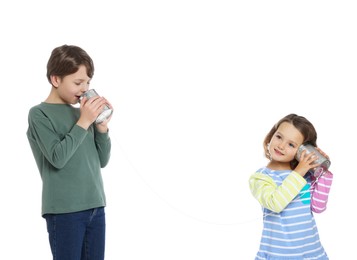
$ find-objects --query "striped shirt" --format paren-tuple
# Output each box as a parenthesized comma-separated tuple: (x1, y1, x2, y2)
(249, 167, 333, 259)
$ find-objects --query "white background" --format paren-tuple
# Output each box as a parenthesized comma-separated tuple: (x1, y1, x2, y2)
(1, 1, 356, 259)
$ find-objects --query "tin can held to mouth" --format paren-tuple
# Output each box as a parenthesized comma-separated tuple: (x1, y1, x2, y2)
(295, 144, 331, 171)
(80, 89, 113, 124)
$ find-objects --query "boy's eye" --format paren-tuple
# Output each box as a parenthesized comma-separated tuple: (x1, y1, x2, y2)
(75, 82, 90, 86)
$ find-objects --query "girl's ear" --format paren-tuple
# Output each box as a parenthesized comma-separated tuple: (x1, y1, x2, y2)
(50, 75, 61, 88)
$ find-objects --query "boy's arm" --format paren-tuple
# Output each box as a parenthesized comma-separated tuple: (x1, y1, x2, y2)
(249, 171, 307, 213)
(94, 129, 111, 167)
(310, 171, 333, 213)
(28, 108, 87, 169)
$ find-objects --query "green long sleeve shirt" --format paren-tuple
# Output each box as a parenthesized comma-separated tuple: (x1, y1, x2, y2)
(27, 102, 111, 216)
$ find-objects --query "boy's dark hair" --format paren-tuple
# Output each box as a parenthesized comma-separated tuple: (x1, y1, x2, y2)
(263, 113, 317, 169)
(46, 45, 94, 84)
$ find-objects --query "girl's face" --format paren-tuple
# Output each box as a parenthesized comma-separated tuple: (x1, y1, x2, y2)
(268, 122, 304, 166)
(52, 65, 91, 104)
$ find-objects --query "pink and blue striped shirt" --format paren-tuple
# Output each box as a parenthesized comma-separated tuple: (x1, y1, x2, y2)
(249, 167, 333, 259)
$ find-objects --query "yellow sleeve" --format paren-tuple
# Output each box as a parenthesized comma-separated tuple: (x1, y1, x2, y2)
(249, 171, 307, 213)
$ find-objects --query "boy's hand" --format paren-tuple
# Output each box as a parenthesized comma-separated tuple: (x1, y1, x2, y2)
(95, 97, 113, 133)
(77, 96, 110, 130)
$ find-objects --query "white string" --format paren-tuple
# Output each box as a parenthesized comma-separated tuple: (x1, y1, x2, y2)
(113, 136, 263, 226)
(112, 135, 326, 226)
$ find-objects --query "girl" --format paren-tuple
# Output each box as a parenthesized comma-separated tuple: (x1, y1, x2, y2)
(249, 114, 333, 259)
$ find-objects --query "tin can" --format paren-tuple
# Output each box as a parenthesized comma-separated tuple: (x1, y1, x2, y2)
(296, 144, 331, 170)
(80, 89, 113, 124)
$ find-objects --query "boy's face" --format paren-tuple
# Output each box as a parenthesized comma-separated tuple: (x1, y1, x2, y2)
(52, 65, 91, 104)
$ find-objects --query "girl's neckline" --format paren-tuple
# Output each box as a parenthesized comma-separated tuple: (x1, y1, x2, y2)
(264, 166, 292, 172)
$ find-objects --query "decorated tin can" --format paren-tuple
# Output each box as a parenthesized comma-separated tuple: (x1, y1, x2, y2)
(80, 89, 113, 124)
(296, 144, 331, 172)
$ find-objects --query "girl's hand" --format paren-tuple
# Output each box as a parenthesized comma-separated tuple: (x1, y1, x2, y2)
(315, 147, 329, 161)
(294, 150, 320, 177)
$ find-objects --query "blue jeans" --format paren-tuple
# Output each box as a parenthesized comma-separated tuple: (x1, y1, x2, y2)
(44, 207, 105, 260)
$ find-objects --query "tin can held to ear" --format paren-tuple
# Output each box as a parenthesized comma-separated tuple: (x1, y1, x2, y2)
(80, 89, 113, 124)
(295, 144, 331, 171)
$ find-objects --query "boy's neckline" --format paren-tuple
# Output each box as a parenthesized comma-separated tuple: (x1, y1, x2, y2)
(41, 102, 73, 107)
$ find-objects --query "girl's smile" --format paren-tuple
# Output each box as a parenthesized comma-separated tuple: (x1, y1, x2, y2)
(273, 148, 284, 156)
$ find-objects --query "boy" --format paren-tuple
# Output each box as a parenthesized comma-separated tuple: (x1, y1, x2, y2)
(27, 44, 113, 260)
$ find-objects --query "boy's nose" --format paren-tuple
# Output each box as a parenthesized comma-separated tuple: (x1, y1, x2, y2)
(80, 83, 89, 92)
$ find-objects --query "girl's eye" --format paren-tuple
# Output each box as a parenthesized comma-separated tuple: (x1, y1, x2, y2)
(275, 134, 282, 139)
(289, 143, 295, 148)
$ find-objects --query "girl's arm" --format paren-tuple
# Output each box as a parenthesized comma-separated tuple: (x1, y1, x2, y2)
(310, 170, 333, 213)
(249, 171, 307, 213)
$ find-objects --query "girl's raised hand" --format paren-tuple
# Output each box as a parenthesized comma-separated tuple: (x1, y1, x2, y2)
(294, 150, 320, 177)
